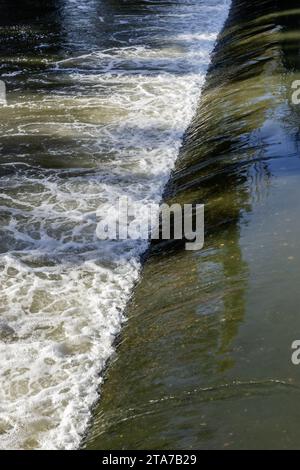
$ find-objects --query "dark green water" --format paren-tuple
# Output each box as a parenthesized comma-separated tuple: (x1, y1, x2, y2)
(85, 0, 300, 450)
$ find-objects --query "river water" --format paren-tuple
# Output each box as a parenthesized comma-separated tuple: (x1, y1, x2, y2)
(85, 0, 300, 450)
(0, 0, 230, 450)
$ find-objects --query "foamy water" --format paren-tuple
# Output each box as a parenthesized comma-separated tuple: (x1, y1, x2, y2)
(0, 0, 230, 449)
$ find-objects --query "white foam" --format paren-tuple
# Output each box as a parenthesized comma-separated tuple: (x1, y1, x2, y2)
(0, 0, 231, 449)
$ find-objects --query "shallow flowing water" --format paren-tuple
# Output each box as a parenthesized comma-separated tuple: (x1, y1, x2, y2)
(0, 0, 230, 449)
(85, 0, 300, 451)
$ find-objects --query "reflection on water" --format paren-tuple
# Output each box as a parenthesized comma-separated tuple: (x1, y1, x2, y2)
(86, 0, 300, 450)
(0, 0, 230, 450)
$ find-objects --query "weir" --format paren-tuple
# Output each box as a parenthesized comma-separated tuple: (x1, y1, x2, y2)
(85, 0, 300, 450)
(0, 0, 230, 450)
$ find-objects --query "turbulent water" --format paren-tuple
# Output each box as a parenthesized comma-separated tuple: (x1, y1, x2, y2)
(0, 0, 230, 450)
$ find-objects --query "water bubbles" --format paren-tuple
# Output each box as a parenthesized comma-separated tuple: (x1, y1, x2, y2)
(0, 0, 230, 450)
